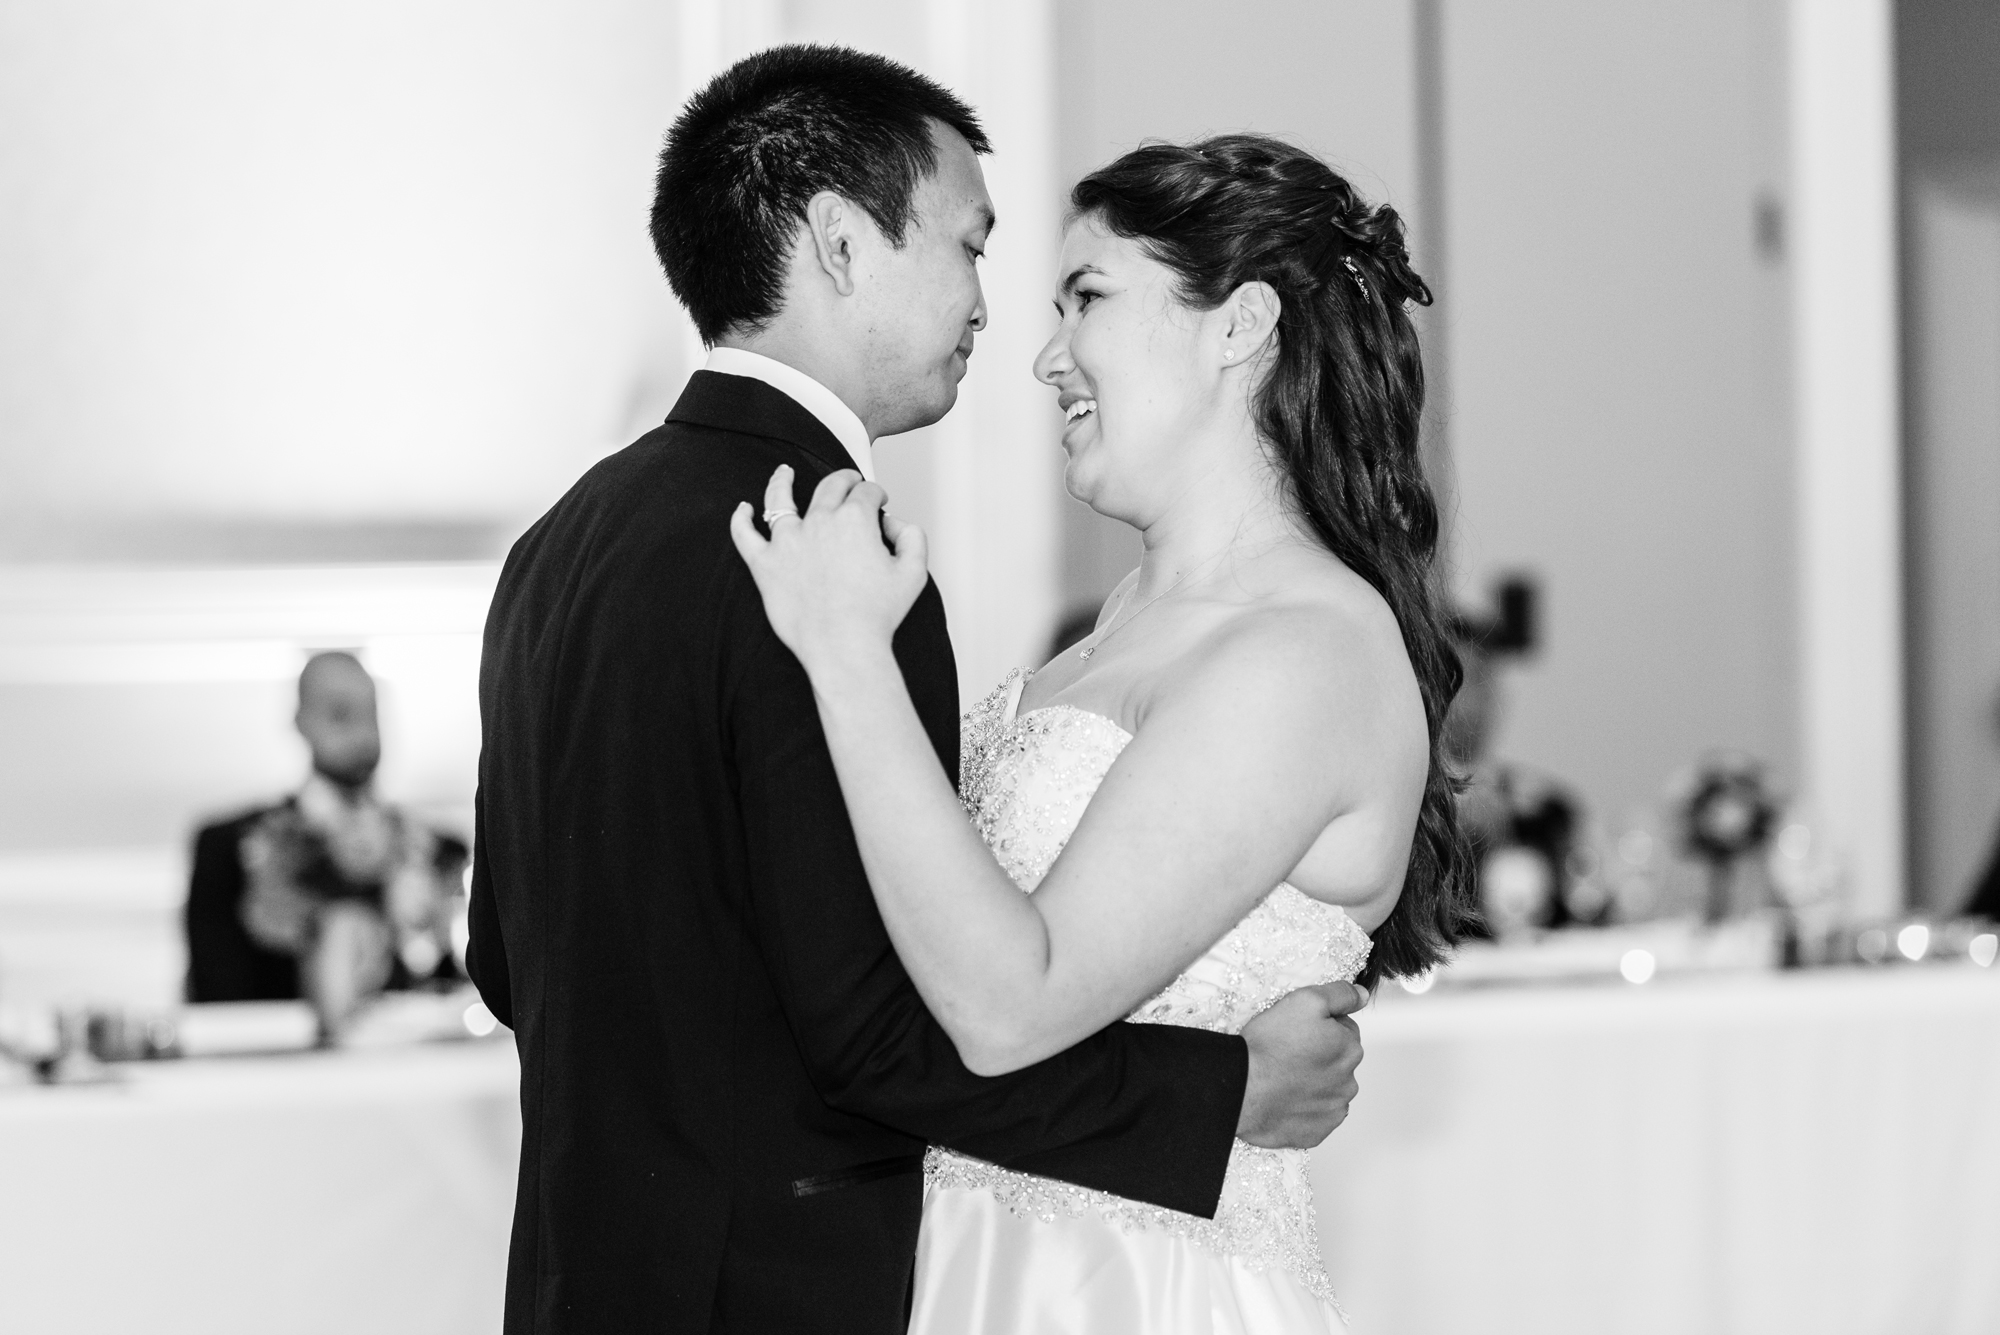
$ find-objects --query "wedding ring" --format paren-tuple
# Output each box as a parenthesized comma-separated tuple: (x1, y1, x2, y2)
(761, 507, 800, 526)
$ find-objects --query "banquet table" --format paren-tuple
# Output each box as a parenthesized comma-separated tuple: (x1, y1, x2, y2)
(2, 967, 1996, 1335)
(1313, 964, 2000, 1335)
(0, 1037, 519, 1335)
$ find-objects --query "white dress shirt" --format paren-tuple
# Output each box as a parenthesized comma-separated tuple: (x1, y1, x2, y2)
(702, 347, 875, 482)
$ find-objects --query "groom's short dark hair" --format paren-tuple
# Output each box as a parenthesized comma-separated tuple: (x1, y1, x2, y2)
(652, 45, 989, 344)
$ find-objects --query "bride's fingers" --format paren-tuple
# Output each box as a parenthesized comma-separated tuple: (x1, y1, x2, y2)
(808, 468, 863, 517)
(883, 511, 928, 573)
(1315, 982, 1369, 1018)
(845, 480, 889, 517)
(727, 502, 769, 569)
(761, 467, 796, 527)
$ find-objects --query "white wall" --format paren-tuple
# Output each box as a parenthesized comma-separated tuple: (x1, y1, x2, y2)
(0, 1, 688, 540)
(1442, 0, 1797, 831)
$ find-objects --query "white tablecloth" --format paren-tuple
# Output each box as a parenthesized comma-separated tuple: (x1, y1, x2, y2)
(1312, 966, 2000, 1334)
(3, 970, 1995, 1335)
(0, 1040, 518, 1335)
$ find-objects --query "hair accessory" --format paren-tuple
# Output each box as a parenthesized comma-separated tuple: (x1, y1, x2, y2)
(1342, 255, 1369, 299)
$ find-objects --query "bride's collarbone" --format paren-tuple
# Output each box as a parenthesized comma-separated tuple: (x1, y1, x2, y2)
(1023, 601, 1223, 718)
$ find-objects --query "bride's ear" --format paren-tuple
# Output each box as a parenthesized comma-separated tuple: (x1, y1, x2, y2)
(1217, 281, 1281, 367)
(802, 191, 862, 297)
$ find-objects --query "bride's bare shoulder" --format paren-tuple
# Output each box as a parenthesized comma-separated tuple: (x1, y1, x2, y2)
(1224, 542, 1404, 657)
(1152, 552, 1421, 745)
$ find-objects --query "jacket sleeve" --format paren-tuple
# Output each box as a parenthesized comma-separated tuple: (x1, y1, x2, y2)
(721, 569, 1248, 1219)
(465, 779, 513, 1030)
(185, 816, 298, 1003)
(185, 821, 248, 1002)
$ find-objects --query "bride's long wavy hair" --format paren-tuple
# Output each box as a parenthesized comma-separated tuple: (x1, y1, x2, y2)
(1071, 134, 1476, 985)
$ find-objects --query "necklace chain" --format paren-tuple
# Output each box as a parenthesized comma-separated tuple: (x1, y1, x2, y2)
(1074, 528, 1295, 661)
(1076, 555, 1213, 661)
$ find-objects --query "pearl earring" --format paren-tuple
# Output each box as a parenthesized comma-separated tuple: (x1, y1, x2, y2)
(1223, 350, 1234, 361)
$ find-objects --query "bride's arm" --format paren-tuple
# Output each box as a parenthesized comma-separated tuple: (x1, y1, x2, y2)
(732, 469, 1415, 1075)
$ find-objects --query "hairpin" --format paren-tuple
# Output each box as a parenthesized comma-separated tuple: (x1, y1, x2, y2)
(1342, 254, 1368, 299)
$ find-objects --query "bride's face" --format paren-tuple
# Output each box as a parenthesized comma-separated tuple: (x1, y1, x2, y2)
(1033, 217, 1223, 524)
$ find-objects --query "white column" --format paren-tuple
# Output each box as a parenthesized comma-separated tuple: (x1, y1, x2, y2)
(1787, 0, 1904, 916)
(918, 0, 1063, 704)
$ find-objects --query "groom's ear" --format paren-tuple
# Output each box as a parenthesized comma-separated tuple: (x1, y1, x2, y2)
(802, 191, 861, 298)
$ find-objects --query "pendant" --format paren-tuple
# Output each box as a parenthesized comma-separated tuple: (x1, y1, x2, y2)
(1079, 646, 1095, 660)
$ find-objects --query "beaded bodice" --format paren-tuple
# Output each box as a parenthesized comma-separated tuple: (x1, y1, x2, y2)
(925, 669, 1372, 1303)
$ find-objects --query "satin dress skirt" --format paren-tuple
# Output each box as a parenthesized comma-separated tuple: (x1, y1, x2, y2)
(909, 1184, 1346, 1335)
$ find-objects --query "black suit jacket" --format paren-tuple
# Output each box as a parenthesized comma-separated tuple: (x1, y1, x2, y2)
(185, 806, 299, 1002)
(467, 372, 1248, 1334)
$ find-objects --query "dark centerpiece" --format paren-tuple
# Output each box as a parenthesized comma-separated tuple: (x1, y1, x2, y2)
(1670, 752, 1778, 924)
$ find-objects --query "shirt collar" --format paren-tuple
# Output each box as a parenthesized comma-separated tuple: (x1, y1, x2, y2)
(297, 770, 377, 825)
(702, 347, 874, 481)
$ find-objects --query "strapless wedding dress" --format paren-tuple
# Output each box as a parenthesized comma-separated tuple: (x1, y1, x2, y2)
(910, 670, 1371, 1334)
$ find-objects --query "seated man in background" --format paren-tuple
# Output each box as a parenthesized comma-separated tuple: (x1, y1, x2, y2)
(184, 651, 466, 1036)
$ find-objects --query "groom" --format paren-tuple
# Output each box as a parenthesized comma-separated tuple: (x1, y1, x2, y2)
(468, 45, 1366, 1334)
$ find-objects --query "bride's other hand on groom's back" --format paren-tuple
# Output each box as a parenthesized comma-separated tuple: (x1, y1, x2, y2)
(1235, 982, 1366, 1149)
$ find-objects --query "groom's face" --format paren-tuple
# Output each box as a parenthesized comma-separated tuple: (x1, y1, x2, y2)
(853, 123, 993, 437)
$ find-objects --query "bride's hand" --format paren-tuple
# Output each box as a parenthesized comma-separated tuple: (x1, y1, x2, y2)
(729, 465, 930, 674)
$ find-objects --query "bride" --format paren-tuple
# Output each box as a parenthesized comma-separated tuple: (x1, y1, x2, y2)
(730, 134, 1474, 1332)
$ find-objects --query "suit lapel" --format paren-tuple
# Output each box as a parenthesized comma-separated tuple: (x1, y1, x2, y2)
(666, 370, 856, 478)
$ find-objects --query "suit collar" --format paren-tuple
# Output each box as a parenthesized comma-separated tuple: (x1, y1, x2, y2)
(701, 348, 874, 480)
(666, 371, 854, 477)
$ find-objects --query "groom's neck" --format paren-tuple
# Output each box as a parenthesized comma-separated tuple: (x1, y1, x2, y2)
(714, 325, 878, 440)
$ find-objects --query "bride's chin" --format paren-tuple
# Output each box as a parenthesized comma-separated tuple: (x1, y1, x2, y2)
(1061, 458, 1123, 522)
(1060, 455, 1092, 504)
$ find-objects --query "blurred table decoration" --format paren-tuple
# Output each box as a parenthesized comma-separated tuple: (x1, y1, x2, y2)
(1409, 909, 1998, 993)
(1668, 750, 1779, 923)
(1463, 766, 1594, 938)
(0, 984, 496, 1088)
(1414, 915, 1785, 990)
